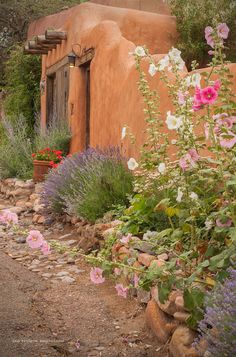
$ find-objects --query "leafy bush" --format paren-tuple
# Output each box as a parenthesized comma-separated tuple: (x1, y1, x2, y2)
(0, 117, 71, 179)
(3, 44, 41, 130)
(0, 117, 34, 179)
(34, 121, 71, 155)
(41, 148, 134, 221)
(168, 0, 236, 68)
(195, 268, 236, 357)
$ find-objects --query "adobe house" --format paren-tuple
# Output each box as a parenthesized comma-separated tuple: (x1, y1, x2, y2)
(26, 0, 236, 157)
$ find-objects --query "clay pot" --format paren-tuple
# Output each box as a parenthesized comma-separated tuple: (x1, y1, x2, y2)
(33, 160, 52, 182)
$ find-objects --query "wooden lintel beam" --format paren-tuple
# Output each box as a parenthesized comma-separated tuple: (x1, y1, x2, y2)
(45, 29, 67, 40)
(76, 49, 95, 66)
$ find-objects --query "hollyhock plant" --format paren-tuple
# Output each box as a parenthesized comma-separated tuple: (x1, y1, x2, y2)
(115, 284, 129, 298)
(127, 158, 139, 170)
(90, 267, 105, 284)
(216, 218, 232, 228)
(26, 230, 44, 249)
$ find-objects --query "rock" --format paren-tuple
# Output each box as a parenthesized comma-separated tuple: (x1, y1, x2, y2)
(137, 288, 151, 304)
(15, 237, 26, 244)
(145, 299, 178, 343)
(77, 235, 99, 253)
(37, 215, 46, 224)
(175, 295, 185, 310)
(118, 246, 130, 261)
(169, 326, 199, 357)
(61, 276, 75, 284)
(66, 240, 77, 246)
(8, 206, 24, 214)
(157, 253, 169, 261)
(152, 287, 184, 316)
(138, 253, 155, 267)
(67, 257, 75, 264)
(150, 259, 165, 268)
(132, 237, 154, 254)
(173, 312, 191, 322)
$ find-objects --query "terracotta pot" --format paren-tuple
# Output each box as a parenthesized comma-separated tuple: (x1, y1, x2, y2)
(33, 160, 52, 182)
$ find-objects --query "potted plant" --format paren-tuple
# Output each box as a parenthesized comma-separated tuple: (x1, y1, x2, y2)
(32, 148, 63, 182)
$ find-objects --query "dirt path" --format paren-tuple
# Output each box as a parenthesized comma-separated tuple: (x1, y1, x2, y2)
(0, 205, 162, 356)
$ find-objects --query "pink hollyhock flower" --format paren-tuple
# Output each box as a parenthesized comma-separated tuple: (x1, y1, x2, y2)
(208, 50, 214, 56)
(179, 149, 200, 171)
(120, 233, 132, 244)
(217, 23, 229, 39)
(213, 80, 221, 91)
(114, 267, 121, 276)
(26, 230, 44, 249)
(0, 210, 18, 225)
(115, 284, 129, 298)
(205, 26, 214, 48)
(216, 218, 232, 228)
(179, 156, 189, 171)
(177, 91, 186, 105)
(200, 86, 218, 104)
(41, 240, 51, 255)
(204, 123, 210, 139)
(219, 132, 236, 149)
(133, 274, 139, 288)
(90, 267, 105, 284)
(188, 148, 200, 162)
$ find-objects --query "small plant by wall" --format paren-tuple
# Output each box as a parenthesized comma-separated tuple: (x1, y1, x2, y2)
(3, 44, 41, 131)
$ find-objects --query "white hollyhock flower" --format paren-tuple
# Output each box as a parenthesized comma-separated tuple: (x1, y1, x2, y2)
(148, 63, 158, 77)
(134, 46, 146, 57)
(158, 162, 166, 174)
(158, 55, 169, 71)
(190, 192, 198, 200)
(191, 73, 201, 87)
(205, 219, 213, 230)
(168, 47, 182, 60)
(166, 111, 183, 130)
(176, 187, 183, 203)
(185, 73, 201, 88)
(171, 139, 177, 145)
(121, 127, 126, 140)
(127, 158, 139, 171)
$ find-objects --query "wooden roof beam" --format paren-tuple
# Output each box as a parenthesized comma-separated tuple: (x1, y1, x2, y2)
(45, 29, 67, 40)
(28, 40, 56, 50)
(24, 45, 48, 55)
(36, 35, 62, 45)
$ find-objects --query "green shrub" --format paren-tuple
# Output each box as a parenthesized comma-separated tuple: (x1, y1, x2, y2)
(168, 0, 236, 68)
(3, 44, 41, 131)
(0, 117, 34, 179)
(35, 121, 71, 155)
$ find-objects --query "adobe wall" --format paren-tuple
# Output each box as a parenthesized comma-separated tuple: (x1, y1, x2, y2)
(28, 2, 236, 158)
(90, 0, 171, 14)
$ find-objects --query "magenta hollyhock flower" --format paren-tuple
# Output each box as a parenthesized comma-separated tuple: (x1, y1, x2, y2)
(200, 86, 218, 104)
(217, 23, 230, 39)
(41, 240, 51, 255)
(26, 230, 44, 249)
(179, 156, 189, 171)
(120, 233, 132, 244)
(90, 267, 105, 284)
(192, 87, 204, 111)
(115, 284, 129, 298)
(216, 218, 232, 228)
(219, 132, 236, 149)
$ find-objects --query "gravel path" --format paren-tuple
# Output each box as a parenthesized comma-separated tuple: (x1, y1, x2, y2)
(0, 203, 162, 357)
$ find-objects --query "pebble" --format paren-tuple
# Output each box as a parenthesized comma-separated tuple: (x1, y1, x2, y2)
(61, 276, 75, 284)
(15, 237, 26, 244)
(56, 271, 70, 277)
(42, 273, 53, 278)
(66, 240, 77, 246)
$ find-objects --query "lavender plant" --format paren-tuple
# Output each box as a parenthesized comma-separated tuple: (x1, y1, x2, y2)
(196, 268, 236, 357)
(41, 148, 133, 221)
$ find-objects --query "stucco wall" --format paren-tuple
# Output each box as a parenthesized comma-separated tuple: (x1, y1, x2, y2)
(28, 2, 236, 158)
(90, 0, 170, 14)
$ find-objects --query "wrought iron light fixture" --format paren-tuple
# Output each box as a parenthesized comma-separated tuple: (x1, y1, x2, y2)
(68, 52, 77, 67)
